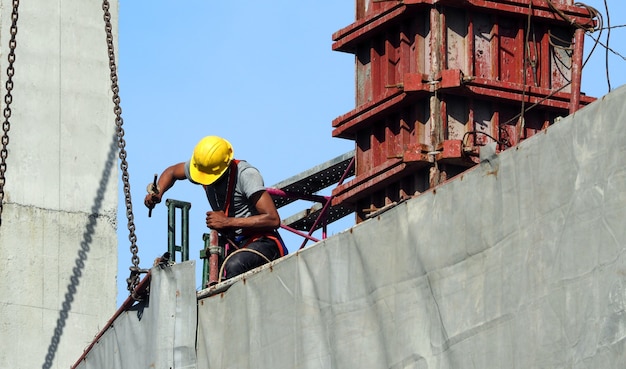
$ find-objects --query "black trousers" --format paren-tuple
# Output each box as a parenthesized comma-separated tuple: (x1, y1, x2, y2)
(223, 236, 283, 280)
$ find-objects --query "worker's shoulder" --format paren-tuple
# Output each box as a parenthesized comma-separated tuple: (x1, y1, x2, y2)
(235, 159, 256, 171)
(235, 159, 262, 177)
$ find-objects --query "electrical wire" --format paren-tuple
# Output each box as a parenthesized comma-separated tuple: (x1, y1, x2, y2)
(603, 0, 611, 91)
(507, 1, 605, 134)
(565, 1, 626, 93)
(548, 29, 575, 51)
(546, 1, 603, 69)
(599, 24, 626, 30)
(580, 4, 603, 69)
(460, 2, 625, 161)
(468, 2, 623, 155)
(501, 82, 571, 127)
(462, 130, 508, 150)
(518, 0, 534, 138)
(583, 30, 626, 61)
(217, 248, 271, 284)
(547, 0, 600, 32)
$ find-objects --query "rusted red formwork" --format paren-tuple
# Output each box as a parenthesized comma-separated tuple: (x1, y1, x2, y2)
(331, 0, 597, 222)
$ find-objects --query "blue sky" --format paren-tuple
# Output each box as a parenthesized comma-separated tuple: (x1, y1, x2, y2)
(116, 0, 626, 306)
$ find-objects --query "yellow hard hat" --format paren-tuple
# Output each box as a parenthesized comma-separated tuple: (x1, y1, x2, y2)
(189, 136, 234, 185)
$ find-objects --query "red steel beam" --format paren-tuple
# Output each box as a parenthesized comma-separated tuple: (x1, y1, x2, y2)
(331, 152, 432, 206)
(332, 91, 412, 138)
(332, 73, 595, 139)
(207, 230, 220, 286)
(334, 0, 595, 53)
(332, 161, 407, 206)
(463, 78, 596, 107)
(333, 5, 407, 52)
(569, 27, 585, 113)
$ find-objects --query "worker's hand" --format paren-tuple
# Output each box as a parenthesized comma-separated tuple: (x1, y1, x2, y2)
(206, 210, 230, 231)
(144, 193, 162, 209)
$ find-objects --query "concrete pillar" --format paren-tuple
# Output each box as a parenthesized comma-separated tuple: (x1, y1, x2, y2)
(0, 1, 119, 368)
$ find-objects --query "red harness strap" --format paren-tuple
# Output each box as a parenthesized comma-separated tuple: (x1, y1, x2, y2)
(223, 159, 240, 217)
(218, 159, 285, 257)
(238, 233, 286, 257)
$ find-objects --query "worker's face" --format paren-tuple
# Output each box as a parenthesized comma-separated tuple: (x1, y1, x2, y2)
(211, 167, 229, 187)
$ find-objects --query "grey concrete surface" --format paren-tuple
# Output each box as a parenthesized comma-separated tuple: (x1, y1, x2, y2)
(0, 1, 119, 368)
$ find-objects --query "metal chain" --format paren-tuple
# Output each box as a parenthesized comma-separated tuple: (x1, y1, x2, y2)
(102, 0, 142, 294)
(0, 0, 19, 228)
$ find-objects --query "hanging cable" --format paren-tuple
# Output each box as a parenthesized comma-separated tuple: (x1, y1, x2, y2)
(501, 82, 572, 127)
(517, 0, 533, 139)
(602, 0, 611, 91)
(547, 1, 599, 32)
(546, 1, 604, 69)
(217, 248, 271, 284)
(101, 0, 144, 295)
(586, 22, 626, 68)
(506, 1, 604, 137)
(462, 131, 508, 150)
(548, 29, 575, 55)
(582, 28, 626, 61)
(0, 0, 19, 228)
(578, 3, 603, 70)
(574, 1, 626, 94)
(546, 1, 621, 87)
(600, 24, 626, 30)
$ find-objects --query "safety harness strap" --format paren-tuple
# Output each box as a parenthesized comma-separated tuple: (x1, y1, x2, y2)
(237, 232, 287, 258)
(223, 159, 240, 217)
(220, 159, 286, 257)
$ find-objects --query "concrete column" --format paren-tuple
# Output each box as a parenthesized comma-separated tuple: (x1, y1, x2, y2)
(0, 1, 119, 368)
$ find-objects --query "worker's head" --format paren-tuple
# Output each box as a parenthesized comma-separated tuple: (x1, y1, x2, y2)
(189, 136, 234, 185)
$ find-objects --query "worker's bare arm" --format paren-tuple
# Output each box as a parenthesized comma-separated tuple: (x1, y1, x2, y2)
(205, 190, 280, 231)
(144, 162, 187, 208)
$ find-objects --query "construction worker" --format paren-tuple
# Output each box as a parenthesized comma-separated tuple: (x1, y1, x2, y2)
(144, 135, 287, 280)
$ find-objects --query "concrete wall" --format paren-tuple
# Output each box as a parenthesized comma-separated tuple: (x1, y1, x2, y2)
(0, 1, 119, 368)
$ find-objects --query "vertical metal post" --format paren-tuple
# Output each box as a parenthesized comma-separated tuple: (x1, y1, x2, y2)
(429, 6, 445, 188)
(166, 199, 191, 262)
(207, 230, 222, 286)
(200, 230, 223, 288)
(569, 27, 585, 114)
(200, 233, 210, 288)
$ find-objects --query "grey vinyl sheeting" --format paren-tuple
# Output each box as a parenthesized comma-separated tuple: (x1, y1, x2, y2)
(76, 85, 626, 368)
(73, 262, 198, 369)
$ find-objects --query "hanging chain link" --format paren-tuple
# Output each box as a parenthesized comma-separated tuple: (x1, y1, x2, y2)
(102, 0, 143, 294)
(0, 0, 20, 228)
